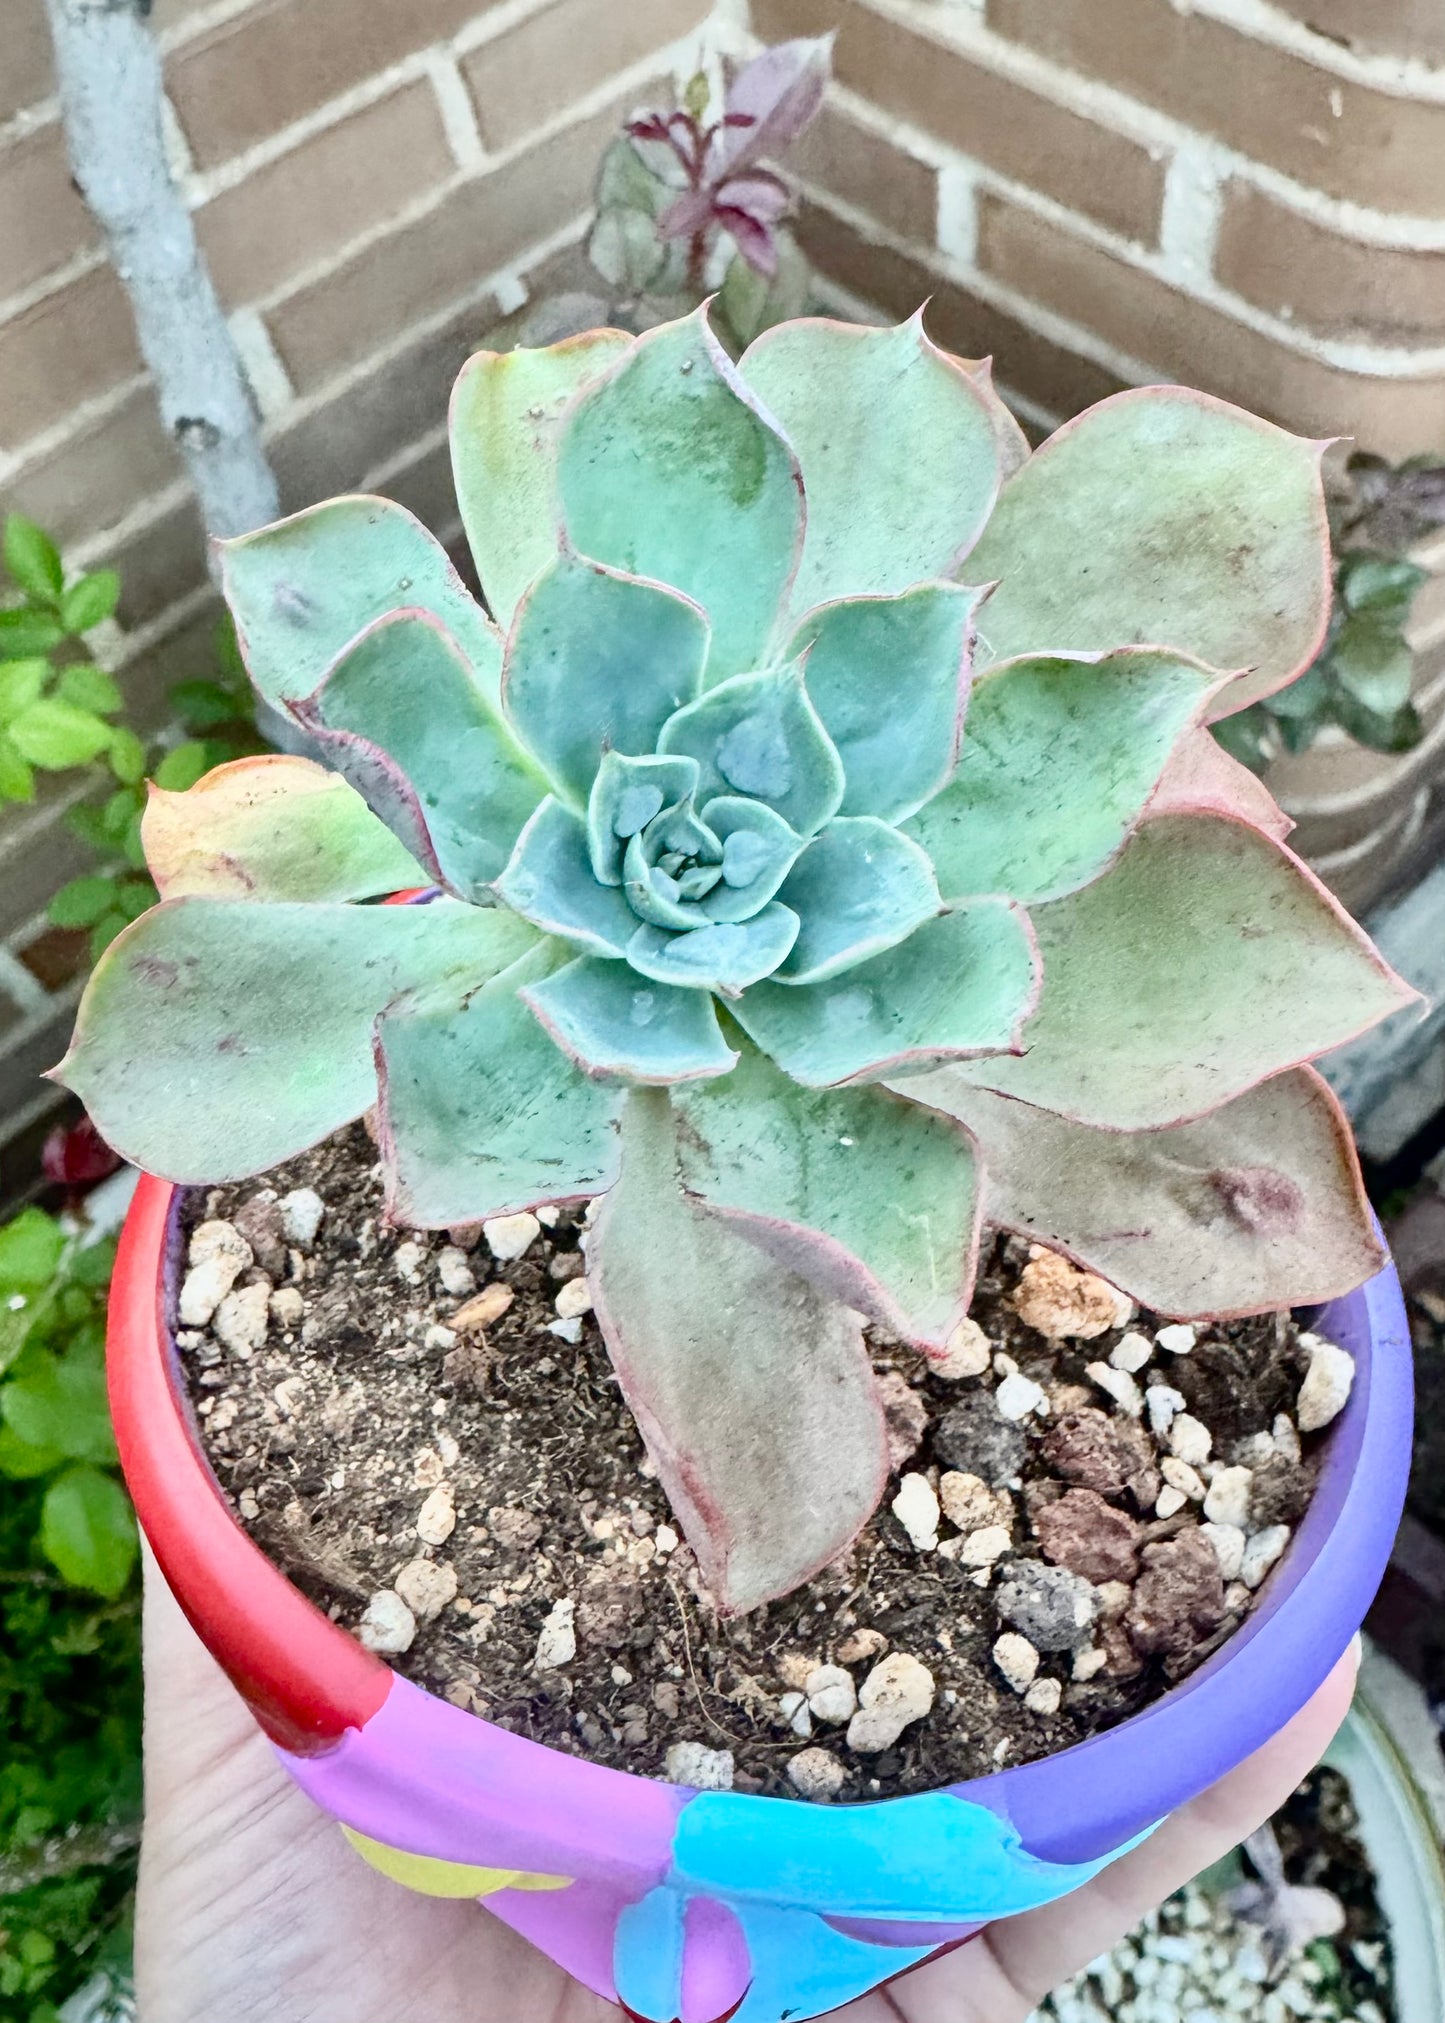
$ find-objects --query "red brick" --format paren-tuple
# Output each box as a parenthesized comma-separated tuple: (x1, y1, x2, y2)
(790, 101, 937, 248)
(0, 121, 96, 301)
(462, 0, 711, 153)
(975, 190, 1445, 458)
(167, 0, 509, 169)
(0, 264, 142, 453)
(1271, 0, 1445, 64)
(0, 0, 54, 124)
(1215, 180, 1445, 346)
(988, 0, 1445, 219)
(196, 81, 453, 309)
(757, 0, 1165, 245)
(6, 386, 180, 548)
(108, 494, 210, 633)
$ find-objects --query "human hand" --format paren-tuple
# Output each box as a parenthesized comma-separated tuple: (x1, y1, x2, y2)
(135, 1545, 1358, 2023)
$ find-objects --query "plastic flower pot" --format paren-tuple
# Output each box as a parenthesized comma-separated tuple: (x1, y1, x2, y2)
(109, 1173, 1413, 2023)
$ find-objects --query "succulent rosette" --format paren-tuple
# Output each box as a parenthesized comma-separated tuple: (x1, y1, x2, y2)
(58, 305, 1417, 1610)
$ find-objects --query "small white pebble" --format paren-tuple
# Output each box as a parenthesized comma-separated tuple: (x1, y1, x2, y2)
(1072, 1646, 1107, 1682)
(1241, 1523, 1290, 1589)
(178, 1255, 245, 1328)
(1086, 1362, 1143, 1417)
(1155, 1484, 1188, 1519)
(272, 1375, 305, 1419)
(805, 1665, 858, 1724)
(995, 1370, 1049, 1421)
(424, 1323, 457, 1352)
(1169, 1413, 1212, 1467)
(213, 1280, 270, 1357)
(664, 1741, 734, 1790)
(892, 1472, 941, 1552)
(1024, 1677, 1063, 1716)
(536, 1205, 560, 1227)
(393, 1240, 425, 1284)
(555, 1276, 594, 1320)
(416, 1483, 456, 1546)
(846, 1653, 935, 1752)
(534, 1598, 576, 1670)
(610, 1665, 633, 1686)
(269, 1285, 304, 1328)
(1161, 1456, 1207, 1500)
(394, 1557, 458, 1622)
(436, 1246, 476, 1297)
(1272, 1413, 1302, 1463)
(1096, 1580, 1131, 1617)
(484, 1212, 541, 1262)
(993, 1632, 1040, 1694)
(238, 1488, 260, 1521)
(548, 1317, 584, 1343)
(960, 1523, 1012, 1566)
(654, 1524, 679, 1554)
(787, 1748, 846, 1800)
(189, 1219, 252, 1271)
(935, 1315, 991, 1379)
(779, 1690, 814, 1738)
(1110, 1331, 1154, 1375)
(1203, 1465, 1253, 1530)
(1155, 1323, 1197, 1355)
(1201, 1521, 1246, 1582)
(1296, 1335, 1354, 1433)
(358, 1589, 415, 1654)
(1224, 1579, 1252, 1611)
(278, 1188, 325, 1249)
(1146, 1384, 1187, 1438)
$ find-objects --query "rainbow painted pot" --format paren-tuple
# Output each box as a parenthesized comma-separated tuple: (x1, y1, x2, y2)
(110, 1173, 1412, 2023)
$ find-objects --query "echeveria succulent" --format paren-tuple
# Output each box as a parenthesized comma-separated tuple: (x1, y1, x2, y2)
(57, 305, 1418, 1613)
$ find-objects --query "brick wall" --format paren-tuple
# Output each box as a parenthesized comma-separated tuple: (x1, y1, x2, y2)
(0, 0, 721, 1166)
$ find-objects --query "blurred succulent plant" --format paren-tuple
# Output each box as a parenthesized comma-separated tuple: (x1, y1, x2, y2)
(56, 305, 1415, 1611)
(587, 38, 829, 350)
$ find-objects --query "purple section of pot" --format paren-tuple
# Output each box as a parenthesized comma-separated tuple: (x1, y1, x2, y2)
(285, 1671, 685, 1886)
(970, 1263, 1411, 1864)
(485, 1876, 632, 2006)
(682, 1897, 751, 2022)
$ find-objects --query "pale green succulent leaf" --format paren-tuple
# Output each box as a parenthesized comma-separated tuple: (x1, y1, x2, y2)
(53, 898, 537, 1182)
(556, 303, 804, 680)
(965, 389, 1331, 719)
(902, 1066, 1383, 1319)
(627, 905, 799, 997)
(787, 583, 983, 822)
(673, 1044, 981, 1348)
(219, 496, 504, 711)
(740, 314, 1004, 614)
(951, 814, 1421, 1129)
(775, 816, 940, 984)
(376, 942, 623, 1227)
(590, 1088, 888, 1613)
(502, 552, 710, 809)
(588, 752, 700, 886)
(696, 796, 803, 923)
(906, 647, 1223, 905)
(494, 796, 638, 956)
(521, 956, 738, 1083)
(450, 331, 633, 634)
(658, 663, 844, 836)
(143, 755, 425, 903)
(293, 608, 547, 899)
(735, 899, 1040, 1086)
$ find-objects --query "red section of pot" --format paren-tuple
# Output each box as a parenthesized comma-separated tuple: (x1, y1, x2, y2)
(108, 1172, 389, 1751)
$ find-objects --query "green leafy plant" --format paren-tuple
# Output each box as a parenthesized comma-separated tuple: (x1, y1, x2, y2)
(56, 306, 1415, 1614)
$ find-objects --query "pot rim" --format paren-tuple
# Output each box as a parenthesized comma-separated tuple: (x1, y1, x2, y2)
(109, 1170, 1413, 1864)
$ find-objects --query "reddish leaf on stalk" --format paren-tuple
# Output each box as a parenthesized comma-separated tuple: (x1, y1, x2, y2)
(42, 1113, 122, 1192)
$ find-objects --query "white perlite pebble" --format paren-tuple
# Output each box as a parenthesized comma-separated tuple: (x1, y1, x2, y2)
(665, 1741, 734, 1791)
(959, 1523, 1012, 1566)
(804, 1665, 858, 1725)
(1169, 1413, 1212, 1467)
(1272, 1412, 1302, 1463)
(358, 1590, 416, 1654)
(1155, 1485, 1188, 1519)
(278, 1188, 324, 1249)
(1024, 1676, 1062, 1716)
(484, 1212, 541, 1262)
(189, 1220, 252, 1272)
(1201, 1521, 1246, 1582)
(1155, 1323, 1196, 1355)
(394, 1557, 459, 1622)
(1242, 1523, 1290, 1589)
(415, 1483, 457, 1546)
(892, 1472, 940, 1552)
(270, 1286, 304, 1328)
(1202, 1465, 1253, 1529)
(1146, 1384, 1187, 1438)
(393, 1240, 425, 1283)
(436, 1246, 476, 1297)
(847, 1654, 935, 1753)
(1109, 1331, 1153, 1375)
(1160, 1455, 1206, 1501)
(1085, 1362, 1142, 1417)
(992, 1632, 1040, 1694)
(555, 1276, 594, 1320)
(995, 1370, 1049, 1421)
(787, 1748, 846, 1800)
(179, 1253, 247, 1328)
(935, 1315, 991, 1379)
(548, 1317, 584, 1344)
(212, 1281, 270, 1357)
(1296, 1335, 1355, 1433)
(1072, 1646, 1107, 1682)
(534, 1598, 577, 1671)
(779, 1691, 814, 1738)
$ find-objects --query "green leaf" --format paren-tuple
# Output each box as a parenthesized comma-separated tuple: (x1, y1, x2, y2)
(1330, 688, 1423, 754)
(59, 569, 120, 634)
(1339, 554, 1425, 625)
(296, 609, 547, 898)
(55, 896, 540, 1182)
(596, 135, 674, 218)
(1328, 612, 1413, 716)
(494, 796, 638, 956)
(658, 663, 844, 836)
(107, 725, 146, 784)
(8, 698, 113, 769)
(169, 677, 245, 731)
(590, 1088, 888, 1613)
(502, 553, 710, 808)
(965, 388, 1331, 718)
(0, 657, 49, 722)
(774, 816, 940, 983)
(144, 753, 425, 904)
(0, 606, 65, 658)
(4, 516, 65, 603)
(2, 1345, 115, 1464)
(951, 814, 1420, 1129)
(740, 314, 1004, 615)
(450, 330, 634, 636)
(628, 905, 800, 997)
(102, 785, 141, 838)
(558, 303, 803, 680)
(0, 1208, 66, 1291)
(901, 1066, 1384, 1320)
(0, 733, 35, 801)
(734, 898, 1040, 1086)
(787, 584, 982, 823)
(586, 750, 701, 885)
(0, 1422, 65, 1479)
(521, 954, 738, 1082)
(906, 648, 1220, 905)
(49, 875, 122, 930)
(39, 1465, 137, 1599)
(90, 911, 130, 962)
(153, 741, 208, 792)
(219, 495, 505, 711)
(673, 1043, 981, 1346)
(55, 663, 122, 715)
(376, 941, 624, 1227)
(692, 796, 802, 923)
(588, 205, 670, 294)
(717, 232, 811, 351)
